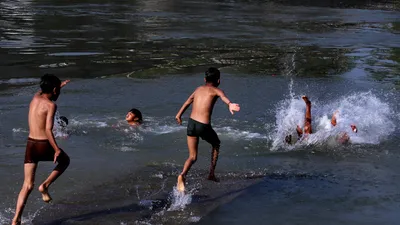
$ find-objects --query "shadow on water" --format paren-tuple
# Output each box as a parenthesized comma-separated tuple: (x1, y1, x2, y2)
(32, 163, 335, 225)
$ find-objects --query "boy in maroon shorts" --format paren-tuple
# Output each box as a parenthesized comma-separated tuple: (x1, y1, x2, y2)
(12, 74, 70, 225)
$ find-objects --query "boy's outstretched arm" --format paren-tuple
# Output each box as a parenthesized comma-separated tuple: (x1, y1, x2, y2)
(215, 89, 240, 115)
(175, 92, 195, 125)
(35, 79, 70, 96)
(60, 80, 70, 88)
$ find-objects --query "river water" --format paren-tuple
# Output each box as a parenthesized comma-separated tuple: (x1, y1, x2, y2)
(0, 0, 399, 224)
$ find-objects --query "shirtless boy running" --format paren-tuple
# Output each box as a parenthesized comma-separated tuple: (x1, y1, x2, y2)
(12, 74, 70, 225)
(175, 67, 240, 192)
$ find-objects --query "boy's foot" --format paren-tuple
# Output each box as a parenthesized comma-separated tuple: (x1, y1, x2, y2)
(207, 174, 220, 182)
(177, 175, 185, 192)
(11, 219, 21, 225)
(38, 184, 52, 203)
(302, 95, 311, 105)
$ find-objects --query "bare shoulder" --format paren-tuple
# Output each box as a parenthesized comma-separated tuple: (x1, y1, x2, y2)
(212, 86, 224, 95)
(39, 96, 57, 110)
(193, 86, 205, 95)
(46, 100, 57, 110)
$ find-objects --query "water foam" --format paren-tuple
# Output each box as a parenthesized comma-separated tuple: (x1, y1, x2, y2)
(167, 187, 192, 211)
(0, 207, 43, 225)
(0, 78, 39, 85)
(215, 127, 267, 140)
(271, 84, 396, 150)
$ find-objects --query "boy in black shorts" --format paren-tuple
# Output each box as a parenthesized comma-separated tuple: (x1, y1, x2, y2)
(175, 67, 240, 192)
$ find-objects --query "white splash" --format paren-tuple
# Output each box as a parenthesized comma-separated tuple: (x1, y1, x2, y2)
(215, 127, 268, 140)
(271, 89, 396, 150)
(167, 187, 192, 211)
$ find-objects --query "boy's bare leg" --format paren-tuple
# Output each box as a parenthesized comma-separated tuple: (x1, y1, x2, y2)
(296, 125, 303, 138)
(302, 96, 312, 134)
(12, 163, 37, 225)
(177, 136, 199, 192)
(331, 110, 338, 126)
(208, 145, 220, 182)
(38, 153, 70, 202)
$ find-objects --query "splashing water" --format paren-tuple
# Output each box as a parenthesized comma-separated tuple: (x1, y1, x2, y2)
(53, 111, 69, 138)
(167, 187, 192, 211)
(0, 207, 43, 225)
(271, 89, 396, 150)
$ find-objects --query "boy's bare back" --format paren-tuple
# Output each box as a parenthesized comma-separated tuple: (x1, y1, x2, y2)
(190, 85, 223, 124)
(28, 93, 57, 140)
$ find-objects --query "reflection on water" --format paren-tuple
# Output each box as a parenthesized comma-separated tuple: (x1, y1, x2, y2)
(0, 0, 398, 86)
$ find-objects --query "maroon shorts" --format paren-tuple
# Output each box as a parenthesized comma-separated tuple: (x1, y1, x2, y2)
(24, 138, 68, 164)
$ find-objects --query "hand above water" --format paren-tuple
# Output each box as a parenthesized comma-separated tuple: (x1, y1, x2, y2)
(228, 103, 240, 115)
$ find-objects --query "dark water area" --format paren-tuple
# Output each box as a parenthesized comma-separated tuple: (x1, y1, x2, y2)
(0, 0, 399, 81)
(0, 0, 400, 225)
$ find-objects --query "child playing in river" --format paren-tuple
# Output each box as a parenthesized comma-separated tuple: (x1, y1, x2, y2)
(125, 108, 143, 126)
(175, 67, 240, 192)
(12, 74, 70, 225)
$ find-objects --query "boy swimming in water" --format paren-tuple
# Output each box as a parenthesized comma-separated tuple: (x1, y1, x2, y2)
(295, 95, 312, 138)
(12, 74, 70, 225)
(285, 96, 357, 144)
(175, 67, 240, 192)
(330, 110, 357, 143)
(58, 116, 68, 128)
(285, 95, 312, 144)
(125, 108, 143, 125)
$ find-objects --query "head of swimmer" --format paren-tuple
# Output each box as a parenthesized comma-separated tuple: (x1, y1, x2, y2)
(40, 74, 61, 101)
(205, 67, 220, 87)
(126, 108, 143, 125)
(58, 116, 68, 128)
(285, 135, 292, 144)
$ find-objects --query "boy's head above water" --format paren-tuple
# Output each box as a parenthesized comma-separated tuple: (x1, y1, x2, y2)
(126, 108, 143, 125)
(58, 116, 68, 128)
(40, 74, 61, 101)
(205, 67, 220, 87)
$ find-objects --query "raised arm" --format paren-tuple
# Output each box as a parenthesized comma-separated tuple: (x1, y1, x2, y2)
(36, 80, 70, 96)
(60, 80, 70, 88)
(45, 103, 62, 163)
(175, 92, 195, 125)
(215, 89, 240, 115)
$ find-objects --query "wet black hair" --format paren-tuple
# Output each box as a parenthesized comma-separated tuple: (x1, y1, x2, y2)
(40, 74, 61, 93)
(129, 108, 143, 122)
(285, 135, 292, 144)
(58, 116, 68, 127)
(205, 67, 220, 84)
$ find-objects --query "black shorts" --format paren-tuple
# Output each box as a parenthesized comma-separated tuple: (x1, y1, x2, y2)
(187, 118, 220, 147)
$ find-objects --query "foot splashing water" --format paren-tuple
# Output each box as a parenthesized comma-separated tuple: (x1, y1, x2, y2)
(167, 186, 192, 211)
(271, 81, 396, 150)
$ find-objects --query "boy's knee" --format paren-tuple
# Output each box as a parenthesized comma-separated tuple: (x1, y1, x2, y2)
(56, 153, 70, 170)
(23, 182, 34, 192)
(212, 143, 220, 150)
(189, 155, 197, 163)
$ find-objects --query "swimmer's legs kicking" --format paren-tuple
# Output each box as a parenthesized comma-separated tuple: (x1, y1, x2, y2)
(302, 96, 312, 135)
(177, 136, 199, 192)
(331, 110, 338, 127)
